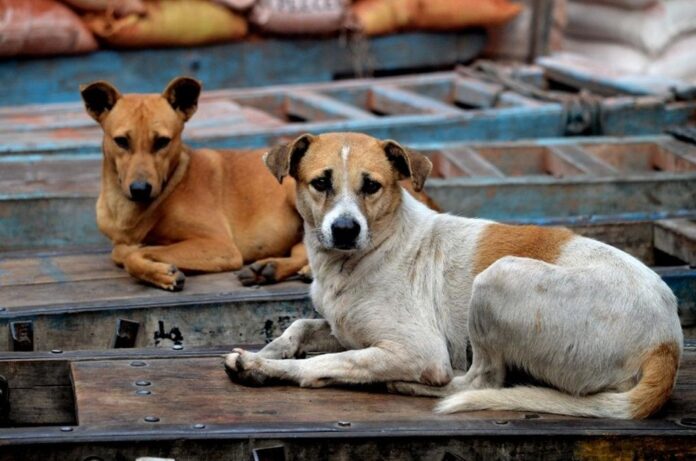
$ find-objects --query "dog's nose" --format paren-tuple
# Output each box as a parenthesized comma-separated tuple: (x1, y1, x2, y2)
(129, 181, 152, 202)
(331, 216, 361, 249)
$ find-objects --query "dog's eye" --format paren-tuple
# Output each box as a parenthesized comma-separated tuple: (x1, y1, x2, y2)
(361, 178, 382, 195)
(310, 177, 331, 192)
(113, 136, 129, 150)
(153, 136, 171, 152)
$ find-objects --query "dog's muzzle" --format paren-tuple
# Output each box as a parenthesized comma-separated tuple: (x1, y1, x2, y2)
(331, 216, 361, 250)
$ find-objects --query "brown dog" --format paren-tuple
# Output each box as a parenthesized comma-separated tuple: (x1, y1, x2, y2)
(81, 77, 310, 290)
(81, 78, 437, 291)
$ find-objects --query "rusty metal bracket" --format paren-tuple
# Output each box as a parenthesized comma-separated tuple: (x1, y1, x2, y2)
(251, 446, 286, 461)
(153, 321, 183, 347)
(113, 319, 140, 349)
(9, 321, 33, 351)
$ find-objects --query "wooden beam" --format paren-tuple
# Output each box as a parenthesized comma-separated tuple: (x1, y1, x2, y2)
(655, 219, 696, 265)
(284, 91, 375, 122)
(437, 148, 506, 178)
(547, 145, 619, 177)
(368, 85, 461, 116)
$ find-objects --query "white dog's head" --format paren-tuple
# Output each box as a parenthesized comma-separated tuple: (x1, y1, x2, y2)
(264, 132, 432, 252)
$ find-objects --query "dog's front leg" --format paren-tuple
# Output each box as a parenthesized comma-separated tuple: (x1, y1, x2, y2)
(255, 319, 345, 360)
(225, 341, 450, 388)
(122, 238, 243, 291)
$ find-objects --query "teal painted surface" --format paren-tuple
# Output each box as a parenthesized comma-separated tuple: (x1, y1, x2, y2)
(0, 32, 486, 106)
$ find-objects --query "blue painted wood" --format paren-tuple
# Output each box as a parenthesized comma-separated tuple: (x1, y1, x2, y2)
(0, 32, 486, 106)
(1, 136, 694, 250)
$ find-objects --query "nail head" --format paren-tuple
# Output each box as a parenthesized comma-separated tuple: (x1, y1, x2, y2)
(337, 421, 351, 427)
(51, 349, 63, 354)
(136, 389, 151, 396)
(135, 380, 151, 386)
(60, 426, 73, 432)
(193, 423, 206, 429)
(130, 361, 147, 367)
(144, 416, 160, 423)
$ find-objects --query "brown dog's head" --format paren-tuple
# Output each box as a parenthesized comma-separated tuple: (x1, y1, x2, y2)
(80, 77, 201, 202)
(264, 132, 432, 252)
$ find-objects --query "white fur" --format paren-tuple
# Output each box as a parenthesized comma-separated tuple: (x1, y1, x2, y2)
(228, 187, 683, 419)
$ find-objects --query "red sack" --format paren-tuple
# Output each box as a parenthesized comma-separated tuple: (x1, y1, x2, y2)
(0, 0, 98, 57)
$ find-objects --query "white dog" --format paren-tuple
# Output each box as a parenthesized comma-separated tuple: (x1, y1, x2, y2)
(225, 132, 683, 419)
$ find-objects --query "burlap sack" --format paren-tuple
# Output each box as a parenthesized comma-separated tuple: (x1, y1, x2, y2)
(351, 0, 522, 36)
(250, 0, 348, 35)
(61, 0, 146, 16)
(0, 0, 98, 57)
(84, 0, 248, 48)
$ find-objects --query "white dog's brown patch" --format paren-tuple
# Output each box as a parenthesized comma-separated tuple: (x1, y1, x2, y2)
(473, 223, 575, 275)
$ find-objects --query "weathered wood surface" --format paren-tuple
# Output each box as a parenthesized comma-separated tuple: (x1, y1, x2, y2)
(0, 212, 695, 353)
(0, 344, 694, 459)
(0, 32, 487, 107)
(2, 136, 695, 250)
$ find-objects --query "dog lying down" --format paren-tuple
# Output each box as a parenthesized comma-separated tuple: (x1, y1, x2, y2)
(225, 132, 683, 419)
(80, 77, 437, 291)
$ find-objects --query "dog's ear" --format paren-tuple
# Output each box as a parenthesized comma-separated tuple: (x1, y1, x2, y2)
(162, 77, 202, 121)
(80, 81, 121, 123)
(381, 140, 432, 192)
(263, 134, 315, 183)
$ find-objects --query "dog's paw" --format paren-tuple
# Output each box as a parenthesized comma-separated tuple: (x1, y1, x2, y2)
(298, 264, 313, 283)
(152, 265, 186, 291)
(238, 261, 277, 286)
(223, 348, 271, 386)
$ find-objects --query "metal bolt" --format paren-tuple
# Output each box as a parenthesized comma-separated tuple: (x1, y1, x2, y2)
(337, 421, 351, 427)
(130, 360, 147, 367)
(135, 380, 151, 386)
(60, 426, 73, 432)
(144, 416, 160, 423)
(172, 344, 184, 350)
(193, 423, 206, 429)
(51, 349, 63, 354)
(136, 389, 151, 396)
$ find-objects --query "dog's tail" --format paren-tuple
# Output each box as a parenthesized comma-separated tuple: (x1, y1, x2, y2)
(435, 342, 680, 419)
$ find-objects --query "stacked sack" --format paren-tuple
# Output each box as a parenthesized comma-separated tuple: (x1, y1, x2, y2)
(0, 0, 523, 57)
(564, 0, 696, 82)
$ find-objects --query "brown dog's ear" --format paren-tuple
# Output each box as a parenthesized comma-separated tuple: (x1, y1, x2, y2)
(80, 81, 121, 123)
(263, 134, 315, 183)
(162, 77, 202, 121)
(381, 140, 432, 192)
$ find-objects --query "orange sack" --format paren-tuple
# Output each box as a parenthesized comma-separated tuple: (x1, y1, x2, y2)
(84, 0, 248, 48)
(351, 0, 522, 36)
(0, 0, 98, 57)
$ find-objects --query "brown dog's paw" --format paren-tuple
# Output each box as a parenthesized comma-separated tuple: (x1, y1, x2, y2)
(153, 265, 186, 291)
(298, 264, 313, 283)
(238, 261, 277, 286)
(223, 349, 272, 387)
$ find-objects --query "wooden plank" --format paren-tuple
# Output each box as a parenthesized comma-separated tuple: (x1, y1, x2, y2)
(284, 91, 376, 122)
(367, 85, 462, 116)
(547, 145, 619, 177)
(0, 32, 486, 107)
(453, 77, 541, 108)
(438, 148, 506, 177)
(655, 220, 696, 265)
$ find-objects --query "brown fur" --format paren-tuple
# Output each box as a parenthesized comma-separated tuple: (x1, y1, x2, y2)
(82, 77, 307, 290)
(472, 223, 575, 276)
(629, 342, 681, 419)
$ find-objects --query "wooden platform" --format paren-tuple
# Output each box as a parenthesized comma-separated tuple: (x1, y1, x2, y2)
(2, 135, 695, 250)
(0, 343, 694, 459)
(0, 211, 695, 352)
